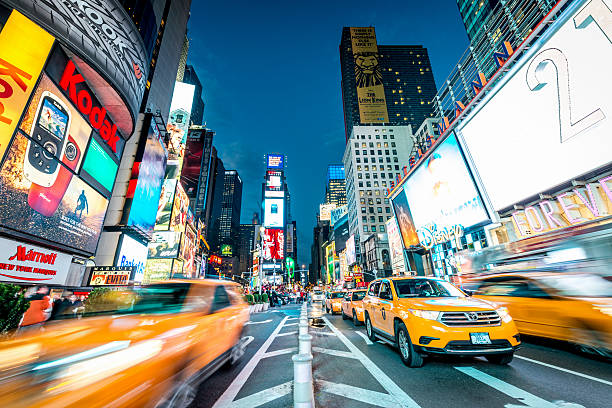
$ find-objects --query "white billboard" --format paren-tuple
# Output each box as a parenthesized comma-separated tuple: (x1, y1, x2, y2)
(264, 198, 284, 228)
(0, 237, 72, 285)
(403, 134, 489, 234)
(345, 234, 356, 266)
(457, 0, 612, 211)
(116, 235, 148, 283)
(319, 203, 336, 221)
(386, 218, 406, 275)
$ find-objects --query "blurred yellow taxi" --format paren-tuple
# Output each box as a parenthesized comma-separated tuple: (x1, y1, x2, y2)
(470, 272, 612, 357)
(0, 280, 249, 408)
(341, 290, 367, 325)
(325, 291, 345, 314)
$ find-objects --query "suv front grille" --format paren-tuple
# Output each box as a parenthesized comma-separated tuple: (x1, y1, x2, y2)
(446, 339, 512, 351)
(439, 311, 501, 327)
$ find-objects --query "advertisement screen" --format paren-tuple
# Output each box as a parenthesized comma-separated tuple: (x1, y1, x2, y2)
(170, 183, 189, 232)
(403, 134, 488, 233)
(457, 1, 612, 210)
(330, 205, 348, 227)
(81, 137, 118, 194)
(148, 231, 181, 258)
(115, 235, 148, 283)
(266, 175, 282, 190)
(319, 203, 336, 221)
(386, 217, 406, 275)
(0, 132, 108, 253)
(391, 190, 419, 248)
(0, 236, 72, 285)
(267, 154, 284, 169)
(155, 179, 178, 230)
(182, 226, 196, 277)
(264, 198, 284, 228)
(350, 27, 389, 123)
(125, 122, 167, 232)
(144, 259, 172, 284)
(89, 266, 133, 286)
(262, 228, 284, 260)
(167, 82, 195, 169)
(345, 235, 356, 265)
(0, 10, 54, 162)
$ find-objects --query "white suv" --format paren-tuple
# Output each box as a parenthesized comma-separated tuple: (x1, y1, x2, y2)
(311, 290, 324, 302)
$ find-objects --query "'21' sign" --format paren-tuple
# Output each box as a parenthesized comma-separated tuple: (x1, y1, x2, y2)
(527, 0, 610, 143)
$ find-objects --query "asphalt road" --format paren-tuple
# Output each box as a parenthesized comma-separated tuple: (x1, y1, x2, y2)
(194, 302, 612, 408)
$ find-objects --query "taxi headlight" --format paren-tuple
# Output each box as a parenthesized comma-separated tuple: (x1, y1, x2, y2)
(409, 309, 440, 320)
(496, 307, 513, 323)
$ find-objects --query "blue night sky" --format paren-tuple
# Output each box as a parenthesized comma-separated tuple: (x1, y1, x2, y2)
(187, 0, 469, 266)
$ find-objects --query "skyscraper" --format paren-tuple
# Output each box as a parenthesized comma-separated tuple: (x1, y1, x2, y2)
(239, 224, 257, 275)
(216, 170, 243, 253)
(183, 65, 205, 126)
(339, 27, 437, 140)
(456, 0, 499, 41)
(326, 165, 347, 206)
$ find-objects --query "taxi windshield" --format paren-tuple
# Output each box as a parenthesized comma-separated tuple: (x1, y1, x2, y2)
(393, 279, 465, 298)
(352, 291, 366, 300)
(330, 292, 345, 299)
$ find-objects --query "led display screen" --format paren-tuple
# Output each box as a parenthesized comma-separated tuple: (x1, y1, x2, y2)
(167, 82, 195, 169)
(81, 137, 118, 194)
(457, 0, 612, 210)
(266, 175, 282, 189)
(115, 234, 148, 283)
(267, 154, 284, 169)
(170, 183, 189, 232)
(148, 231, 181, 258)
(144, 259, 172, 284)
(262, 228, 284, 260)
(402, 134, 488, 234)
(155, 179, 178, 230)
(391, 189, 419, 248)
(345, 235, 356, 265)
(264, 198, 284, 228)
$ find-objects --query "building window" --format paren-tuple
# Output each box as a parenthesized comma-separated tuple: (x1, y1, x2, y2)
(370, 150, 375, 155)
(363, 225, 368, 232)
(392, 150, 397, 155)
(377, 207, 382, 213)
(378, 150, 382, 155)
(369, 207, 374, 213)
(356, 150, 360, 155)
(369, 142, 374, 147)
(381, 173, 385, 178)
(368, 198, 374, 204)
(380, 225, 385, 232)
(372, 225, 377, 232)
(362, 216, 367, 222)
(373, 173, 378, 179)
(370, 216, 375, 223)
(394, 157, 398, 162)
(360, 198, 365, 204)
(391, 142, 396, 147)
(366, 181, 371, 187)
(361, 207, 366, 214)
(376, 198, 382, 204)
(390, 135, 394, 139)
(386, 207, 391, 213)
(388, 173, 393, 178)
(379, 216, 384, 222)
(386, 157, 391, 163)
(363, 150, 367, 155)
(358, 173, 362, 179)
(354, 142, 359, 147)
(378, 157, 383, 163)
(385, 198, 389, 203)
(385, 150, 389, 155)
(358, 181, 363, 187)
(356, 158, 360, 163)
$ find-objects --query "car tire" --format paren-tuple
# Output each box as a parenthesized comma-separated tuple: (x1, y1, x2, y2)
(326, 305, 330, 313)
(353, 310, 361, 326)
(396, 322, 424, 368)
(342, 309, 348, 320)
(365, 313, 377, 342)
(485, 352, 514, 365)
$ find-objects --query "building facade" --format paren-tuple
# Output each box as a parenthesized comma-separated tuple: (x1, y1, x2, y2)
(239, 224, 257, 275)
(181, 127, 214, 223)
(182, 64, 205, 126)
(339, 27, 437, 140)
(209, 169, 243, 254)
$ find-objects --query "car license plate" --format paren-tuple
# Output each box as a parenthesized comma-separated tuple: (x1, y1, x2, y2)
(470, 332, 491, 345)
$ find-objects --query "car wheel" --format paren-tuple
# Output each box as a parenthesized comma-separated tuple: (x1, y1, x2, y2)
(353, 310, 361, 326)
(365, 314, 376, 341)
(396, 322, 424, 368)
(326, 305, 330, 313)
(342, 309, 348, 320)
(485, 352, 514, 365)
(166, 381, 197, 408)
(224, 336, 248, 369)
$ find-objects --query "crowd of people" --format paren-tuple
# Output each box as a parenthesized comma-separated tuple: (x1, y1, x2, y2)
(18, 285, 86, 332)
(243, 284, 307, 307)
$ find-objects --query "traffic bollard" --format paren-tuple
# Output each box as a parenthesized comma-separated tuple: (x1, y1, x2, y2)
(292, 353, 314, 408)
(299, 318, 308, 335)
(299, 333, 312, 355)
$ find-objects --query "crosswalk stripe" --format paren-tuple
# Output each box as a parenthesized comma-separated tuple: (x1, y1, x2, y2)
(263, 347, 297, 358)
(318, 380, 402, 408)
(455, 366, 558, 407)
(276, 331, 297, 337)
(312, 346, 358, 359)
(230, 381, 293, 408)
(355, 331, 373, 345)
(515, 355, 612, 386)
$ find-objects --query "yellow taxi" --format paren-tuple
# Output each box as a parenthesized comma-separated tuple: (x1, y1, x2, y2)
(362, 277, 520, 367)
(0, 280, 249, 407)
(469, 272, 612, 357)
(325, 291, 345, 314)
(341, 289, 368, 325)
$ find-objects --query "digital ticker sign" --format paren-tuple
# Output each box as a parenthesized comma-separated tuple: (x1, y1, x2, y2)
(267, 154, 284, 169)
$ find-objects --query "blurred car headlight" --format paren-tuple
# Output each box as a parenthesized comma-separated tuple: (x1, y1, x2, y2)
(409, 310, 440, 320)
(496, 307, 513, 323)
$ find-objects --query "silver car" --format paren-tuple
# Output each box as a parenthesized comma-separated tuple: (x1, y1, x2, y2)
(311, 290, 325, 302)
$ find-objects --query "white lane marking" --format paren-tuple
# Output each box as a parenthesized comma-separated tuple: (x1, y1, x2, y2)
(312, 346, 358, 359)
(283, 322, 299, 327)
(455, 366, 558, 407)
(318, 380, 403, 408)
(262, 347, 297, 358)
(212, 316, 289, 408)
(322, 316, 421, 408)
(276, 331, 297, 337)
(244, 319, 272, 325)
(242, 336, 255, 348)
(286, 317, 299, 321)
(230, 381, 293, 408)
(313, 331, 337, 336)
(355, 331, 373, 345)
(515, 355, 612, 386)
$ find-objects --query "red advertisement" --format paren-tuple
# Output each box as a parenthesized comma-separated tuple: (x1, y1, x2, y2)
(262, 228, 284, 260)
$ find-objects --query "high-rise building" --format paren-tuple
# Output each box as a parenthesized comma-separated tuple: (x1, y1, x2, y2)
(325, 165, 347, 206)
(183, 65, 205, 126)
(342, 125, 413, 244)
(176, 35, 189, 81)
(239, 224, 257, 275)
(339, 27, 437, 140)
(456, 0, 500, 41)
(209, 170, 243, 254)
(181, 127, 215, 222)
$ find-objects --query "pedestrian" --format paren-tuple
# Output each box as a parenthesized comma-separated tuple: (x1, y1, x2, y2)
(20, 286, 51, 332)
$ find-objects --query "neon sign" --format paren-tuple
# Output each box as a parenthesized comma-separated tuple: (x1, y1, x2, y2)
(417, 224, 464, 250)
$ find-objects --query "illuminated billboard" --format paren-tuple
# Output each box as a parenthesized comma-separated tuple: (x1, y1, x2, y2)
(170, 183, 189, 232)
(155, 179, 178, 230)
(123, 116, 167, 232)
(262, 228, 284, 260)
(266, 171, 282, 191)
(148, 231, 181, 258)
(319, 203, 336, 221)
(115, 234, 148, 283)
(167, 82, 195, 171)
(402, 134, 488, 236)
(264, 198, 284, 228)
(345, 235, 356, 266)
(457, 0, 612, 211)
(143, 259, 172, 284)
(386, 217, 406, 275)
(350, 27, 389, 123)
(330, 205, 348, 227)
(391, 189, 419, 249)
(267, 154, 284, 169)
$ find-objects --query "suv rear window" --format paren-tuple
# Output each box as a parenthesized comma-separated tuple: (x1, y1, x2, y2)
(330, 292, 344, 299)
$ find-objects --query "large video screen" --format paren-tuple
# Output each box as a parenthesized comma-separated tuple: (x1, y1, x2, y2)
(264, 198, 284, 228)
(116, 235, 148, 283)
(170, 183, 189, 232)
(403, 134, 488, 233)
(148, 231, 181, 258)
(457, 1, 612, 210)
(391, 189, 419, 248)
(267, 154, 284, 169)
(262, 228, 284, 260)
